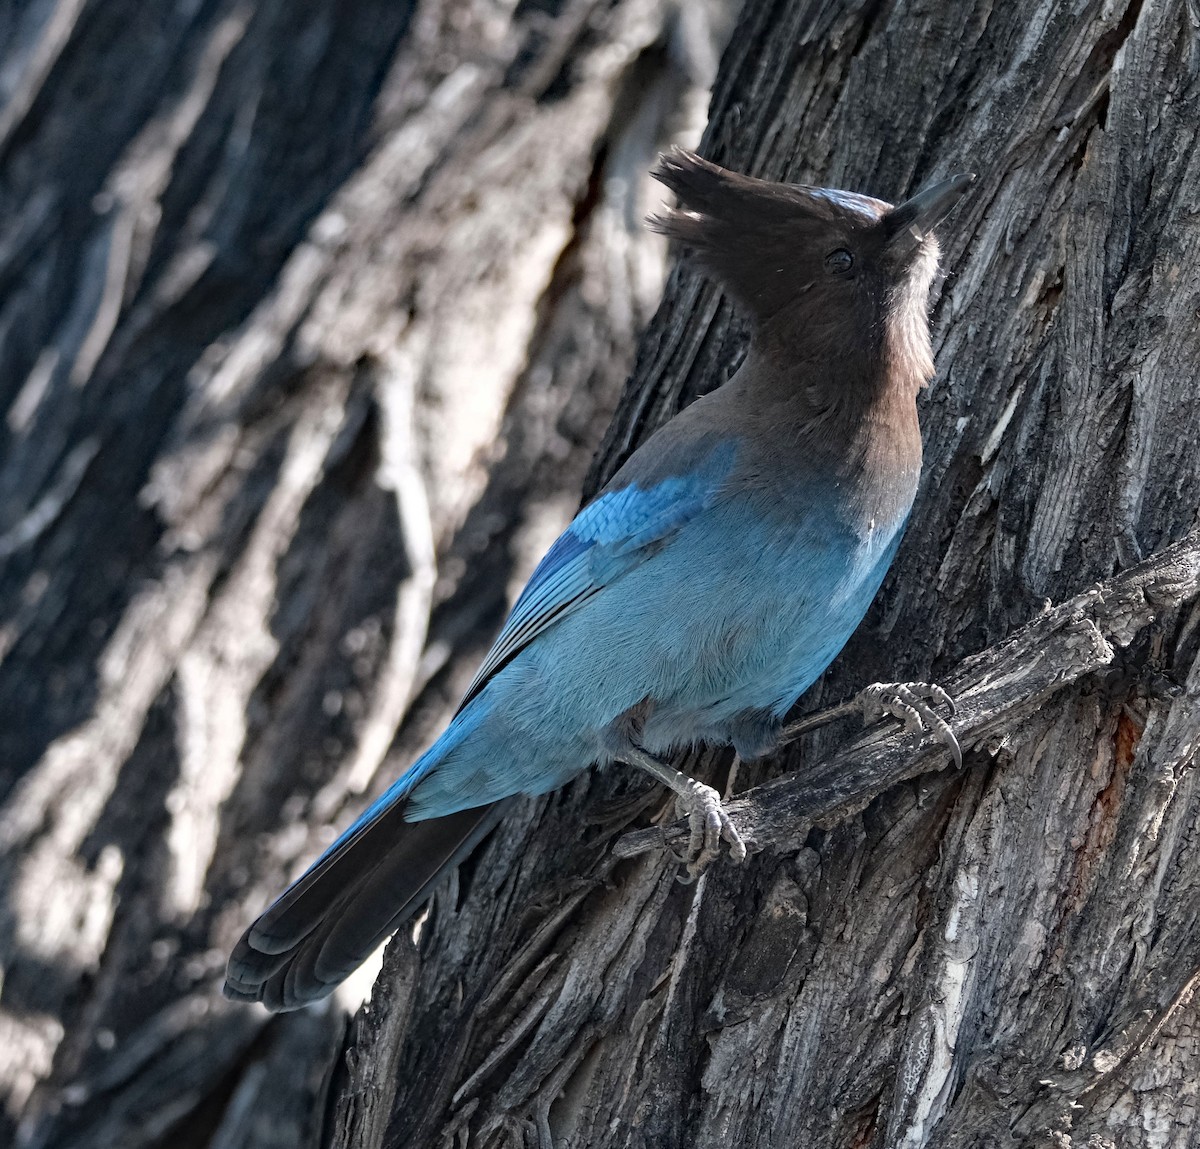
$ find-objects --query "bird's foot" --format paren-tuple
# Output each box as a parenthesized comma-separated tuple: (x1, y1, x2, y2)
(670, 776, 747, 881)
(856, 681, 961, 767)
(622, 745, 748, 880)
(780, 680, 961, 766)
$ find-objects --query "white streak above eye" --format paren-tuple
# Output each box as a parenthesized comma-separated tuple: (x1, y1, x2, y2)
(807, 187, 888, 219)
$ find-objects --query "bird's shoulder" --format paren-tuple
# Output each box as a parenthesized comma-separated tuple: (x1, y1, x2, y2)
(455, 411, 737, 710)
(600, 390, 740, 497)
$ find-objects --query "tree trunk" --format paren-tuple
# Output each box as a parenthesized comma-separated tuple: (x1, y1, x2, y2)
(2, 1, 1199, 1149)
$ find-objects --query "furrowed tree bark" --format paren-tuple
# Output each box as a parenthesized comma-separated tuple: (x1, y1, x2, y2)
(0, 0, 730, 1145)
(344, 3, 1200, 1148)
(1, 4, 1198, 1149)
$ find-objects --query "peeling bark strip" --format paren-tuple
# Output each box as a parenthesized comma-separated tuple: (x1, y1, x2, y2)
(0, 0, 1198, 1147)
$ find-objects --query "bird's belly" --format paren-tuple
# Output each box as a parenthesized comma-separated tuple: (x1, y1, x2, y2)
(511, 504, 904, 758)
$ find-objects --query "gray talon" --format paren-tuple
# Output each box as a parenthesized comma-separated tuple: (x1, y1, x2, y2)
(675, 779, 746, 877)
(625, 746, 748, 877)
(859, 681, 962, 768)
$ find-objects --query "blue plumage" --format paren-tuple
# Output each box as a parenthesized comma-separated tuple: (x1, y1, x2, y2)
(457, 437, 739, 709)
(409, 466, 909, 819)
(225, 150, 971, 1010)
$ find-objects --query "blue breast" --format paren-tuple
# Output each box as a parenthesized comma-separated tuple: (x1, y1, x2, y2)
(622, 486, 910, 750)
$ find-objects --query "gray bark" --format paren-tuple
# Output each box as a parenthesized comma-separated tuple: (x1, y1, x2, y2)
(0, 0, 727, 1145)
(1, 1, 1198, 1148)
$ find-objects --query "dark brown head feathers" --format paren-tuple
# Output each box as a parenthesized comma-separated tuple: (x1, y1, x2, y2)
(648, 150, 972, 394)
(649, 149, 892, 321)
(649, 148, 890, 239)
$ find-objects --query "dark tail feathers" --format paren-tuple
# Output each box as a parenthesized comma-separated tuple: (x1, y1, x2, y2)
(224, 801, 503, 1011)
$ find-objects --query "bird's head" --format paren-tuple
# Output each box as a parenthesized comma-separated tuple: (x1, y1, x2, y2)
(649, 149, 972, 392)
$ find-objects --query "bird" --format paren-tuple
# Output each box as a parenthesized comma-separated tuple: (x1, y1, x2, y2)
(224, 149, 972, 1011)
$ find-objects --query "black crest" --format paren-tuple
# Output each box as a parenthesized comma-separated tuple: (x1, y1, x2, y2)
(648, 149, 890, 320)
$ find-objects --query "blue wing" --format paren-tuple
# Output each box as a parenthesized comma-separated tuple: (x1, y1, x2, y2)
(457, 438, 737, 710)
(275, 442, 732, 886)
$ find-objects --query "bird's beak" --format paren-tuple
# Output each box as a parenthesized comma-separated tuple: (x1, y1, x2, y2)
(885, 173, 974, 255)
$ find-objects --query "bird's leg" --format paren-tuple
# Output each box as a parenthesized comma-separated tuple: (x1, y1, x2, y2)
(723, 754, 743, 800)
(780, 681, 962, 768)
(621, 745, 748, 879)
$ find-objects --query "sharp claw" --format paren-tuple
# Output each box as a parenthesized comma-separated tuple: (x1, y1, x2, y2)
(674, 779, 747, 878)
(859, 681, 962, 767)
(728, 832, 748, 865)
(930, 683, 956, 716)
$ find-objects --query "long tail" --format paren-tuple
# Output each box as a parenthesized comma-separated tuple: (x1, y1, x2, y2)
(224, 706, 505, 1011)
(224, 798, 503, 1011)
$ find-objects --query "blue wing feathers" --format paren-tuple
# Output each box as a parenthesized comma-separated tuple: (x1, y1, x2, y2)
(458, 439, 737, 708)
(284, 438, 739, 888)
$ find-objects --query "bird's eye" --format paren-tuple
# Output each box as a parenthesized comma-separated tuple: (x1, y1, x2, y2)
(824, 248, 854, 274)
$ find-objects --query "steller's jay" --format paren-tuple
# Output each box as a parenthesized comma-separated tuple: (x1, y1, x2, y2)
(225, 150, 972, 1011)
